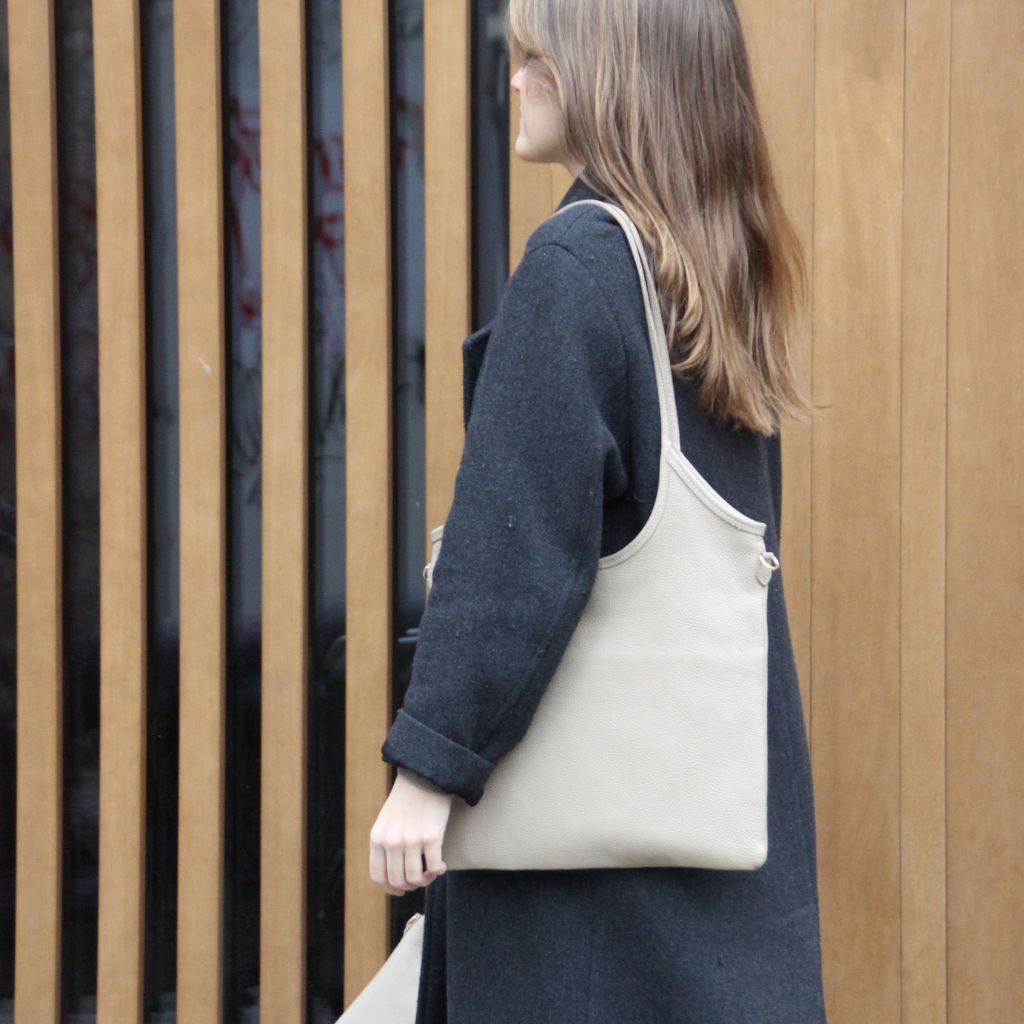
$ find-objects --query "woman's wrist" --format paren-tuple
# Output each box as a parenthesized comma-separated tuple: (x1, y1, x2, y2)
(396, 764, 450, 796)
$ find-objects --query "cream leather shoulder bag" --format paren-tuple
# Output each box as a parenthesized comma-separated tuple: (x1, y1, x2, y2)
(333, 913, 424, 1023)
(424, 199, 779, 871)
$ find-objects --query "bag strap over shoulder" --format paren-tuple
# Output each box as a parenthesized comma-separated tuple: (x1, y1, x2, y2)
(550, 199, 681, 452)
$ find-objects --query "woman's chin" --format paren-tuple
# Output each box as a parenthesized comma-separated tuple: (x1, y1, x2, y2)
(513, 136, 535, 162)
(514, 137, 554, 165)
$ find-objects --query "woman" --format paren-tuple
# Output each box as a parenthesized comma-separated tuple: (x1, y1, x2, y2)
(371, 0, 826, 1020)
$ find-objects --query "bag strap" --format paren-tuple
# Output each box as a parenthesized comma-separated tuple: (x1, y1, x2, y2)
(549, 199, 681, 451)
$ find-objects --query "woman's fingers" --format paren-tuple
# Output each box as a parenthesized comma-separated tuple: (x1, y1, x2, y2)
(385, 839, 410, 892)
(423, 838, 447, 879)
(405, 835, 446, 886)
(369, 836, 405, 896)
(373, 836, 444, 893)
(405, 844, 429, 887)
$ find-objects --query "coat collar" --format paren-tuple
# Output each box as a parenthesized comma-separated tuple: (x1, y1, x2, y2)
(555, 171, 610, 211)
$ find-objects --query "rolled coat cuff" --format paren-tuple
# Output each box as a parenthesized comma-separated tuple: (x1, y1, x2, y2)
(381, 707, 494, 806)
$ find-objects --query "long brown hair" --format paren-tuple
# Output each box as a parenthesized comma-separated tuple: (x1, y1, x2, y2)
(506, 0, 811, 434)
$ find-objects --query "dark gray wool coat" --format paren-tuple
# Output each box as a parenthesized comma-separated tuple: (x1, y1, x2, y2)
(380, 173, 828, 1023)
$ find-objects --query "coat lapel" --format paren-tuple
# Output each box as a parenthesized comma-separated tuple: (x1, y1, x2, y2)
(461, 322, 493, 430)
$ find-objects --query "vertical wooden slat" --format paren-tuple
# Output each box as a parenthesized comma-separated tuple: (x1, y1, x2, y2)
(93, 0, 149, 1020)
(340, 0, 397, 1005)
(259, 0, 309, 1019)
(423, 0, 471, 537)
(813, 1, 905, 1020)
(175, 3, 228, 1022)
(901, 2, 951, 1021)
(947, 1, 1024, 1020)
(11, 1, 63, 1020)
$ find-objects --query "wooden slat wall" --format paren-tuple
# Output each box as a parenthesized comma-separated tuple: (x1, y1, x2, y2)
(174, 2, 228, 1022)
(739, 2, 1018, 1022)
(11, 1, 63, 1021)
(7, 3, 1023, 1022)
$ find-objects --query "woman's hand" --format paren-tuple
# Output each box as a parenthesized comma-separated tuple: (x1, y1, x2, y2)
(369, 772, 453, 895)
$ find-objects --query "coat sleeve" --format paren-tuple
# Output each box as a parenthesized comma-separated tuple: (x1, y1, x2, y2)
(380, 240, 631, 805)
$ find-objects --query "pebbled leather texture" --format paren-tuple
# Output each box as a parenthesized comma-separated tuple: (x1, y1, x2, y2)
(424, 201, 779, 872)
